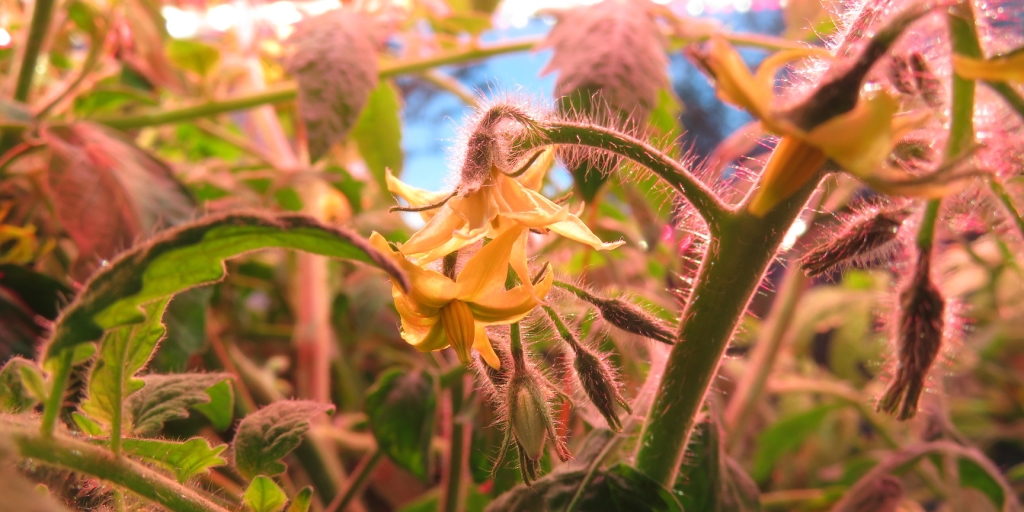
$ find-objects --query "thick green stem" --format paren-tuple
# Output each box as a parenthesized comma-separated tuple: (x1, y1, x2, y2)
(632, 161, 822, 487)
(12, 0, 56, 102)
(4, 421, 229, 512)
(534, 122, 730, 227)
(325, 448, 384, 512)
(40, 349, 74, 438)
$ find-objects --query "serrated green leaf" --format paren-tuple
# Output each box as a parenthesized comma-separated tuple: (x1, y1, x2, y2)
(352, 80, 403, 189)
(0, 357, 40, 413)
(166, 39, 220, 77)
(365, 368, 436, 481)
(233, 400, 335, 480)
(753, 404, 840, 482)
(42, 211, 407, 362)
(127, 373, 234, 434)
(121, 437, 227, 482)
(286, 487, 313, 512)
(287, 10, 379, 162)
(193, 379, 235, 430)
(80, 299, 169, 432)
(959, 456, 1007, 509)
(244, 475, 288, 512)
(20, 363, 48, 403)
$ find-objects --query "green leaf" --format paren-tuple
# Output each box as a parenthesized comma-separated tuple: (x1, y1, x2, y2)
(121, 437, 227, 482)
(193, 379, 236, 430)
(42, 211, 407, 362)
(166, 39, 220, 77)
(675, 422, 721, 511)
(80, 299, 170, 432)
(0, 357, 41, 413)
(351, 80, 404, 189)
(127, 373, 234, 434)
(753, 404, 840, 482)
(244, 476, 288, 512)
(365, 368, 437, 481)
(153, 286, 211, 372)
(233, 400, 335, 480)
(958, 456, 1007, 509)
(325, 166, 366, 214)
(286, 487, 313, 512)
(72, 412, 103, 435)
(287, 10, 380, 161)
(273, 187, 304, 212)
(605, 464, 683, 512)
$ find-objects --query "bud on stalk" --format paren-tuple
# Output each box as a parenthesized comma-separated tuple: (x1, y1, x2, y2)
(877, 250, 945, 420)
(801, 209, 905, 277)
(554, 282, 675, 344)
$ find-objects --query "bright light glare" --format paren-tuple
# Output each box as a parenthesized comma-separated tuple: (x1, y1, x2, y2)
(262, 1, 303, 26)
(0, 29, 10, 47)
(207, 4, 237, 31)
(686, 0, 705, 16)
(735, 0, 752, 12)
(780, 218, 808, 251)
(303, 0, 342, 16)
(162, 6, 200, 38)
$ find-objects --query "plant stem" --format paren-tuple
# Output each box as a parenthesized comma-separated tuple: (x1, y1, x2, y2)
(324, 448, 384, 512)
(11, 0, 56, 102)
(91, 39, 537, 130)
(40, 349, 73, 438)
(4, 420, 230, 512)
(989, 179, 1024, 238)
(986, 81, 1024, 119)
(632, 156, 822, 487)
(440, 372, 469, 512)
(723, 267, 807, 445)
(534, 121, 731, 228)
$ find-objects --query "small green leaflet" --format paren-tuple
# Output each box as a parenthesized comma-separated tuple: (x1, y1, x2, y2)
(243, 476, 288, 512)
(121, 438, 227, 483)
(127, 373, 234, 434)
(287, 487, 313, 512)
(193, 379, 235, 430)
(0, 357, 41, 413)
(43, 211, 407, 361)
(233, 400, 335, 480)
(80, 299, 170, 432)
(365, 368, 437, 481)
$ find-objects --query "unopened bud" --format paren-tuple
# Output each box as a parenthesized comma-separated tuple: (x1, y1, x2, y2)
(877, 252, 945, 420)
(801, 210, 904, 277)
(510, 382, 548, 462)
(574, 347, 630, 432)
(593, 296, 675, 344)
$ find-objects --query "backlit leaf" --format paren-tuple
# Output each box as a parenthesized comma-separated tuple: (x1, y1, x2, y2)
(286, 487, 314, 512)
(286, 9, 380, 162)
(959, 457, 1007, 509)
(166, 40, 220, 78)
(233, 400, 335, 480)
(41, 211, 407, 362)
(365, 368, 436, 481)
(127, 373, 234, 434)
(243, 476, 288, 512)
(121, 437, 227, 482)
(351, 80, 404, 189)
(0, 357, 40, 413)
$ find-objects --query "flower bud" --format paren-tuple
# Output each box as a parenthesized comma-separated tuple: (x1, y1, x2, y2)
(510, 382, 548, 462)
(801, 210, 904, 277)
(573, 347, 631, 432)
(877, 252, 945, 420)
(592, 296, 675, 344)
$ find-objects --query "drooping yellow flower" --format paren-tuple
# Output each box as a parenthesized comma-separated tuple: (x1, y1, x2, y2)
(700, 36, 928, 215)
(386, 148, 624, 266)
(370, 225, 553, 369)
(953, 51, 1024, 83)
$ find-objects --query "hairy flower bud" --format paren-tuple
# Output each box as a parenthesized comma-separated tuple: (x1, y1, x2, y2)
(877, 251, 945, 420)
(801, 209, 905, 277)
(510, 383, 548, 462)
(573, 347, 631, 432)
(556, 282, 675, 344)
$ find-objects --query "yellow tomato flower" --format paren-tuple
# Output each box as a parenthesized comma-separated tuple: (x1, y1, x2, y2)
(386, 148, 624, 265)
(953, 51, 1024, 83)
(701, 35, 928, 215)
(370, 225, 553, 369)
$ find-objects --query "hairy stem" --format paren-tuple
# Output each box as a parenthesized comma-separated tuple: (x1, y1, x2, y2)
(632, 153, 822, 487)
(4, 421, 229, 512)
(325, 448, 384, 512)
(533, 121, 730, 228)
(440, 373, 470, 512)
(40, 349, 73, 438)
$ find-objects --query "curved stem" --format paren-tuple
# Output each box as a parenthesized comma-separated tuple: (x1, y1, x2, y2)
(4, 420, 229, 512)
(534, 121, 731, 227)
(440, 374, 469, 512)
(40, 349, 73, 438)
(12, 0, 56, 102)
